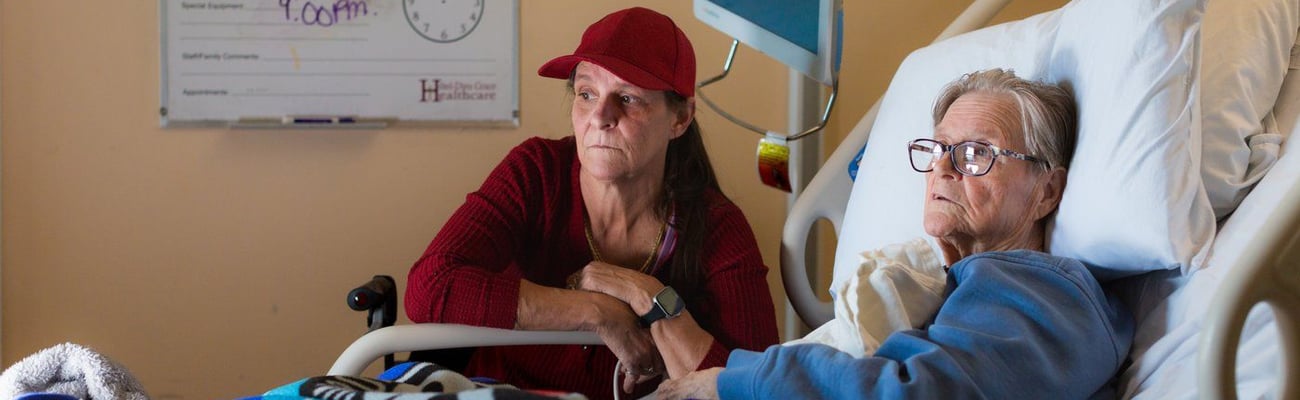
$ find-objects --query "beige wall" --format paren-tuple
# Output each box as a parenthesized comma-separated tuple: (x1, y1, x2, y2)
(0, 1, 1061, 399)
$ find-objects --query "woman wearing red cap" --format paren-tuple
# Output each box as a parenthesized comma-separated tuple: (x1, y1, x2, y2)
(404, 7, 779, 399)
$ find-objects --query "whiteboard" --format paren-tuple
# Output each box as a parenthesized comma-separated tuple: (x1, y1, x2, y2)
(160, 0, 518, 128)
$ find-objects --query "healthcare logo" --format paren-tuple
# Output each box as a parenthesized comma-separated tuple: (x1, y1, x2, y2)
(419, 79, 498, 103)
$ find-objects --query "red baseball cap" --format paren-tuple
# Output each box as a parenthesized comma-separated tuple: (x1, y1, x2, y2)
(538, 7, 696, 98)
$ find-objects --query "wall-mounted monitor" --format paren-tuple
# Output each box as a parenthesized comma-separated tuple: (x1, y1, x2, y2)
(694, 0, 843, 86)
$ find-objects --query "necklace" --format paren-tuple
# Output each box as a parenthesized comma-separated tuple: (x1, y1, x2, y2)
(584, 218, 666, 273)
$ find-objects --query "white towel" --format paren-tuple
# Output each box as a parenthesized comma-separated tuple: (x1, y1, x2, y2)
(0, 342, 149, 400)
(785, 237, 948, 357)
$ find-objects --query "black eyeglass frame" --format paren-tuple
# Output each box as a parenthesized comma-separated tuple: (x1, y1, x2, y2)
(907, 138, 1046, 177)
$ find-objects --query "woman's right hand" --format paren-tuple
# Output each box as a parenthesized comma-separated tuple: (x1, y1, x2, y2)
(591, 294, 662, 392)
(518, 279, 661, 391)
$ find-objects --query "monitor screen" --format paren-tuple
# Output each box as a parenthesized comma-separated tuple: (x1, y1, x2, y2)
(695, 0, 842, 86)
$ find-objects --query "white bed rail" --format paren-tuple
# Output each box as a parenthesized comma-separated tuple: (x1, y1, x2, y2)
(328, 324, 601, 376)
(1199, 181, 1300, 399)
(781, 101, 878, 327)
(781, 0, 1013, 329)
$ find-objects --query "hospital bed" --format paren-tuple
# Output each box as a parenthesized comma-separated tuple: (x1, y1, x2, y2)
(328, 0, 1298, 398)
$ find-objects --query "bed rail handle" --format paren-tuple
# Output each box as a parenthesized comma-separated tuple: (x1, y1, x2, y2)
(327, 324, 602, 376)
(782, 100, 881, 328)
(1199, 181, 1300, 399)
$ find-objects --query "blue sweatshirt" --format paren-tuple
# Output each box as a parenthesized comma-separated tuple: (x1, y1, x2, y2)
(718, 250, 1133, 399)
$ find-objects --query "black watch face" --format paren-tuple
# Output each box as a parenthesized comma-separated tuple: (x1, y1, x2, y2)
(657, 287, 684, 316)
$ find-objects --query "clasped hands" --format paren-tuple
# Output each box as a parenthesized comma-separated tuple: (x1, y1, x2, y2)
(569, 261, 668, 393)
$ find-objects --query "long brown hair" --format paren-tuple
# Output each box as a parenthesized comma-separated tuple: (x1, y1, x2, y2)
(659, 91, 719, 296)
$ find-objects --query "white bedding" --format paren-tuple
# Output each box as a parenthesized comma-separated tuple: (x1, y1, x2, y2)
(784, 238, 946, 356)
(1116, 2, 1299, 394)
(1116, 93, 1299, 398)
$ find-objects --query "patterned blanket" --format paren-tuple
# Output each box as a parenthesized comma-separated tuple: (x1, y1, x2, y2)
(242, 361, 587, 400)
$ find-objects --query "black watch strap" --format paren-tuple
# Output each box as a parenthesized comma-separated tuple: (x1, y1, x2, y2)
(639, 286, 683, 327)
(639, 304, 667, 328)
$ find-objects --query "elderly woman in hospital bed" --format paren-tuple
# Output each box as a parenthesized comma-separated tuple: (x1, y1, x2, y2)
(658, 69, 1133, 399)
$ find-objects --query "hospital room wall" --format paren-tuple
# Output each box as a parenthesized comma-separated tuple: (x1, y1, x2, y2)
(0, 1, 1061, 399)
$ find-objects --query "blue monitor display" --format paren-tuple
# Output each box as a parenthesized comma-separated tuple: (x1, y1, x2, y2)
(695, 0, 841, 85)
(709, 0, 817, 54)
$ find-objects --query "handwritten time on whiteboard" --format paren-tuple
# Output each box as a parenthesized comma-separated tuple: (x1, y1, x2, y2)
(162, 0, 517, 125)
(276, 0, 371, 27)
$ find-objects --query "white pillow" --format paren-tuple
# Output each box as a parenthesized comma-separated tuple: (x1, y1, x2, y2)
(1275, 45, 1300, 134)
(1199, 0, 1299, 219)
(833, 0, 1213, 291)
(1046, 0, 1214, 280)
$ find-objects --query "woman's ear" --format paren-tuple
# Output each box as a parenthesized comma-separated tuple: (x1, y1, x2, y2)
(1033, 167, 1068, 221)
(671, 97, 696, 139)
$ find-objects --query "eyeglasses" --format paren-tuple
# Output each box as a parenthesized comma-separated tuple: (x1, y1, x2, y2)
(908, 138, 1045, 177)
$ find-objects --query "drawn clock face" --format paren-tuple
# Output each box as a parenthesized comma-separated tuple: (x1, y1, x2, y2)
(403, 0, 485, 43)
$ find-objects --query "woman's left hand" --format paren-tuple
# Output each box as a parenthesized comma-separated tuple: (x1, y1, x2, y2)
(656, 367, 722, 400)
(575, 261, 664, 316)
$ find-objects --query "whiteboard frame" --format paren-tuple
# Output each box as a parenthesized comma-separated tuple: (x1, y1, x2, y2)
(158, 0, 520, 129)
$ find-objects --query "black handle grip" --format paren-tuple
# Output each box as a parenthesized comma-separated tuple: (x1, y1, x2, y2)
(348, 275, 395, 311)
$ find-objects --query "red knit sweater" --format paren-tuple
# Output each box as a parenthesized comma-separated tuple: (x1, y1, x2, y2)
(405, 136, 778, 400)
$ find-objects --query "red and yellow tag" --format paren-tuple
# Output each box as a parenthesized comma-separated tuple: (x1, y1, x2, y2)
(757, 133, 792, 192)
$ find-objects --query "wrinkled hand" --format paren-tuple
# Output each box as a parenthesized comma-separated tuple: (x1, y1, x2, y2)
(590, 293, 662, 392)
(576, 262, 669, 393)
(620, 366, 663, 394)
(575, 261, 664, 316)
(657, 367, 722, 400)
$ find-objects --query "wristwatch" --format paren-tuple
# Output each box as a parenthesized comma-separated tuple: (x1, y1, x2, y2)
(639, 286, 685, 327)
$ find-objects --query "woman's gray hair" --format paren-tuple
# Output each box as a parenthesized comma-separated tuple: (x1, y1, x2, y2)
(932, 69, 1077, 170)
